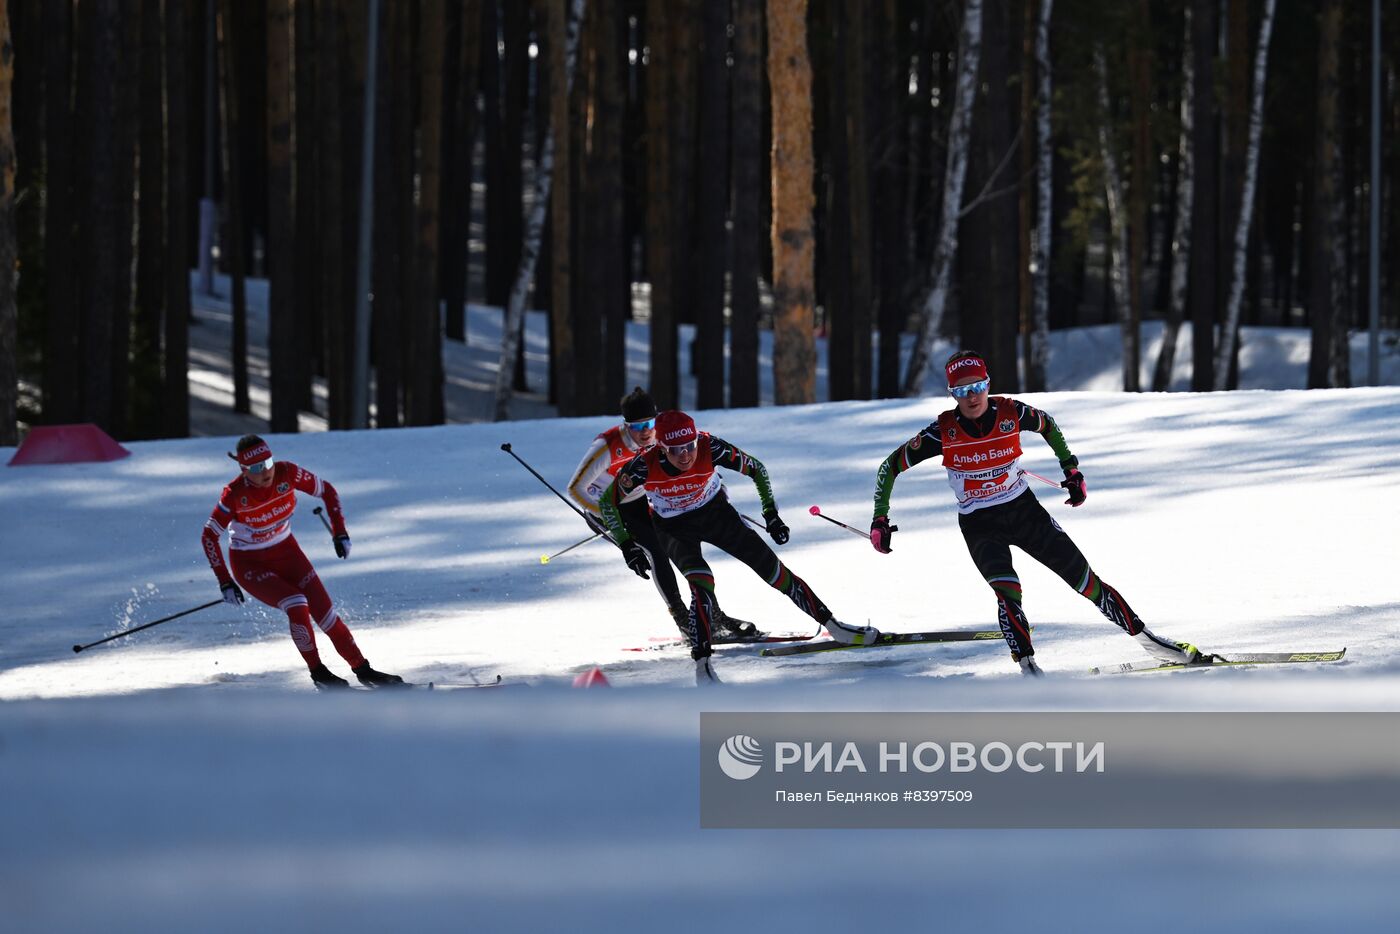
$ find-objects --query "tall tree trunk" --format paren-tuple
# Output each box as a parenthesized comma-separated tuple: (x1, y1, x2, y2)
(1307, 0, 1348, 388)
(1213, 0, 1275, 388)
(163, 0, 192, 437)
(407, 0, 446, 425)
(819, 0, 853, 401)
(1126, 0, 1152, 393)
(669, 0, 699, 350)
(903, 0, 982, 396)
(958, 0, 1015, 391)
(596, 0, 627, 410)
(42, 0, 78, 425)
(0, 0, 14, 443)
(842, 0, 872, 400)
(292, 0, 319, 412)
(644, 0, 677, 406)
(694, 0, 728, 410)
(729, 0, 763, 409)
(219, 0, 250, 415)
(1188, 0, 1218, 391)
(109, 0, 140, 438)
(767, 0, 817, 405)
(872, 0, 908, 399)
(492, 0, 586, 421)
(131, 0, 166, 439)
(76, 0, 122, 433)
(1017, 0, 1035, 391)
(1027, 0, 1053, 391)
(266, 0, 297, 431)
(316, 1, 347, 427)
(547, 0, 576, 416)
(1153, 5, 1193, 391)
(1094, 46, 1135, 392)
(442, 0, 483, 343)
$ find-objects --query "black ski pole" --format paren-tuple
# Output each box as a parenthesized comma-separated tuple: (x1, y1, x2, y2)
(500, 443, 625, 553)
(72, 599, 224, 654)
(313, 506, 334, 536)
(500, 442, 590, 521)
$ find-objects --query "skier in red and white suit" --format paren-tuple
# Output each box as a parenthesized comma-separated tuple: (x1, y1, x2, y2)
(201, 434, 402, 690)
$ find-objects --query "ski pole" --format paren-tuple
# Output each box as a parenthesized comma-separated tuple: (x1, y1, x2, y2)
(1020, 469, 1062, 489)
(540, 532, 604, 565)
(808, 505, 887, 540)
(501, 443, 624, 551)
(313, 506, 334, 536)
(740, 513, 766, 531)
(500, 442, 591, 522)
(72, 600, 224, 653)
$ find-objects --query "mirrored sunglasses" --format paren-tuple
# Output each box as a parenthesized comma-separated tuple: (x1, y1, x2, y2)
(948, 378, 990, 398)
(665, 439, 698, 456)
(243, 457, 274, 475)
(626, 417, 656, 432)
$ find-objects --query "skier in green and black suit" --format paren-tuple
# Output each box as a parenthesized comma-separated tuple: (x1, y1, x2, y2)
(869, 350, 1203, 676)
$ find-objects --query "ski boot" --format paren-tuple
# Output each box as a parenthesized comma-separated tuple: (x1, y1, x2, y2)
(352, 661, 407, 688)
(669, 604, 693, 639)
(309, 663, 349, 690)
(821, 616, 880, 646)
(1018, 655, 1044, 677)
(713, 615, 762, 643)
(1133, 630, 1205, 665)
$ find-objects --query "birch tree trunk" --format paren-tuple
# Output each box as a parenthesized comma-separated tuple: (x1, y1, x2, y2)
(767, 0, 818, 405)
(1152, 5, 1193, 391)
(1212, 0, 1276, 389)
(1027, 0, 1053, 391)
(903, 0, 983, 397)
(493, 0, 586, 421)
(1093, 46, 1135, 392)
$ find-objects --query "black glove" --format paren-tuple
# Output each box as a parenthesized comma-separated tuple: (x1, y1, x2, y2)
(870, 515, 897, 554)
(220, 581, 245, 605)
(333, 534, 352, 559)
(621, 540, 651, 579)
(763, 509, 790, 545)
(1061, 469, 1087, 507)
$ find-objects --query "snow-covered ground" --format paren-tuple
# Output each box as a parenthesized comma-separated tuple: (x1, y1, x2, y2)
(4, 281, 1400, 930)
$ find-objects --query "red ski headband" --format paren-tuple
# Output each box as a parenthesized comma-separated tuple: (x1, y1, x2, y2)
(231, 441, 273, 467)
(945, 354, 989, 386)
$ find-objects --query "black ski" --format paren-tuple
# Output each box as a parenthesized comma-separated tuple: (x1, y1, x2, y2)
(625, 633, 815, 652)
(761, 628, 1006, 658)
(1089, 649, 1347, 675)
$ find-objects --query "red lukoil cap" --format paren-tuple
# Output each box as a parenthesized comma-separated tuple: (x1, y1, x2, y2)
(945, 354, 989, 386)
(234, 441, 273, 467)
(655, 410, 698, 447)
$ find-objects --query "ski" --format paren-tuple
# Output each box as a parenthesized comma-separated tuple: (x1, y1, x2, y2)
(760, 628, 1006, 658)
(344, 675, 504, 690)
(428, 675, 505, 689)
(624, 633, 815, 653)
(1089, 649, 1347, 675)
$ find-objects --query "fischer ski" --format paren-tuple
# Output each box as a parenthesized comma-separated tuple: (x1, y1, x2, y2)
(1090, 649, 1347, 675)
(761, 628, 1006, 658)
